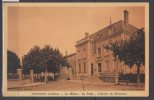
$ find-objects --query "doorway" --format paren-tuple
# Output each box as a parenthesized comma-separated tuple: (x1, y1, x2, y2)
(91, 63, 94, 76)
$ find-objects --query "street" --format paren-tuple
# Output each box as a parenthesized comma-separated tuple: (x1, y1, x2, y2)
(8, 79, 145, 91)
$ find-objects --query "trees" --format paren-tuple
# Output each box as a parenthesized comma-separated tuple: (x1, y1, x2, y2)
(7, 50, 20, 75)
(106, 28, 145, 84)
(22, 45, 70, 81)
(22, 45, 42, 75)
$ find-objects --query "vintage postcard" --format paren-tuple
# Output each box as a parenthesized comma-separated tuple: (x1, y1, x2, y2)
(2, 3, 149, 97)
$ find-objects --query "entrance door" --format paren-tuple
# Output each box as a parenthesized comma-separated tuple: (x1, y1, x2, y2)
(98, 63, 102, 72)
(91, 63, 94, 75)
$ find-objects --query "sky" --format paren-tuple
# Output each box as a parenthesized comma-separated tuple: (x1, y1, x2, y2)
(7, 5, 145, 58)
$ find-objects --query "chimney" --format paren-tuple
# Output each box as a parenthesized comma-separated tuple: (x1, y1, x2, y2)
(110, 18, 112, 25)
(124, 10, 129, 26)
(85, 32, 89, 38)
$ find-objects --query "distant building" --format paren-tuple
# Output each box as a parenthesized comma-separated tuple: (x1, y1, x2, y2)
(66, 53, 76, 78)
(74, 10, 144, 82)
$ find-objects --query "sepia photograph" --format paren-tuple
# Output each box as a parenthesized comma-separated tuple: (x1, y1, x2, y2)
(2, 3, 149, 97)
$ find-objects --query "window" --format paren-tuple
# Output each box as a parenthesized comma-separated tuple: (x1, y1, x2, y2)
(92, 41, 96, 54)
(104, 45, 110, 54)
(98, 63, 102, 72)
(105, 45, 110, 54)
(83, 48, 86, 58)
(91, 63, 94, 75)
(92, 42, 94, 54)
(78, 63, 81, 72)
(108, 27, 113, 35)
(83, 62, 86, 73)
(97, 47, 101, 57)
(106, 48, 110, 53)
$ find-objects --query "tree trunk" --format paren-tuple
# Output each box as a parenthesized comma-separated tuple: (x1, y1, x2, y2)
(137, 65, 141, 86)
(45, 71, 47, 84)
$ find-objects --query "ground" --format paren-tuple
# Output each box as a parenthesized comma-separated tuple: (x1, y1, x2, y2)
(8, 79, 144, 91)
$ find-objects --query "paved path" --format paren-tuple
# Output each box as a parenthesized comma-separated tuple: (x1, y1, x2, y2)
(8, 80, 44, 89)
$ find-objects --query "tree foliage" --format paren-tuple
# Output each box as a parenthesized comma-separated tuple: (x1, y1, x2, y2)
(105, 28, 145, 83)
(106, 28, 145, 68)
(7, 50, 20, 74)
(22, 45, 42, 74)
(22, 45, 70, 75)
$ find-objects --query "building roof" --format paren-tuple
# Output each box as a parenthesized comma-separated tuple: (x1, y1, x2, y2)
(76, 20, 138, 45)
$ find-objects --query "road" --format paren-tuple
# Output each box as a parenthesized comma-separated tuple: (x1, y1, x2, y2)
(8, 79, 145, 91)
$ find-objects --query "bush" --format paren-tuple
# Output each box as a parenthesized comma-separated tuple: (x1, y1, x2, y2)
(118, 73, 145, 83)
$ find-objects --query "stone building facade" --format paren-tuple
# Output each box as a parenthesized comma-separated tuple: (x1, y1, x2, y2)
(74, 10, 144, 82)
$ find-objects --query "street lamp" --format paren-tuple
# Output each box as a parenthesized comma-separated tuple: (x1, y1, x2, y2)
(81, 71, 85, 91)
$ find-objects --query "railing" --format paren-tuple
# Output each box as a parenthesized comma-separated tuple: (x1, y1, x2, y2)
(102, 72, 118, 77)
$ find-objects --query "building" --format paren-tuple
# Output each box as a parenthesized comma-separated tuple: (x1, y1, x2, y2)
(66, 53, 76, 78)
(75, 10, 144, 82)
